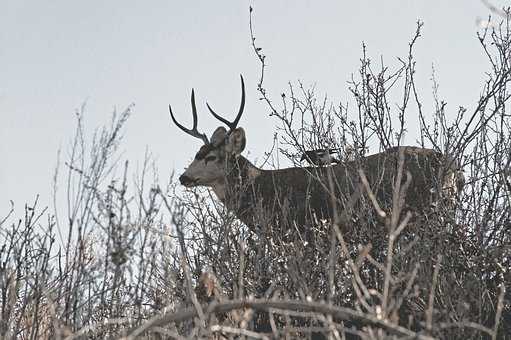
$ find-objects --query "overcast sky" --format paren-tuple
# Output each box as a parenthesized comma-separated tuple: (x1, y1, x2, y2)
(0, 0, 506, 217)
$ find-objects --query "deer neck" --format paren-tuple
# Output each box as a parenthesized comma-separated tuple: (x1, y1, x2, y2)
(210, 156, 261, 202)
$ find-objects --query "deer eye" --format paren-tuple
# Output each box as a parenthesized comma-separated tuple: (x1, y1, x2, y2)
(204, 155, 217, 163)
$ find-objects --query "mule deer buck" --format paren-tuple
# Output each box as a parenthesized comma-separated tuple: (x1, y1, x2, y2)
(170, 76, 461, 229)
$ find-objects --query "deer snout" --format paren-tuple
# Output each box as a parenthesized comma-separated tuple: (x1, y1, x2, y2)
(179, 174, 195, 187)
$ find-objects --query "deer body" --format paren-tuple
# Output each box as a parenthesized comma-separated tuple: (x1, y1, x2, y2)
(191, 146, 448, 227)
(170, 76, 459, 228)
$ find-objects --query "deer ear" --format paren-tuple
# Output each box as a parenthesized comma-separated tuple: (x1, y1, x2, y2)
(226, 128, 246, 155)
(210, 127, 228, 146)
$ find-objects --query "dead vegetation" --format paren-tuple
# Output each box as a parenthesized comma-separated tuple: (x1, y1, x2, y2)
(1, 8, 511, 340)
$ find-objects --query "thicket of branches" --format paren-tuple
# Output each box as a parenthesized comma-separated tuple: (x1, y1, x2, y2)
(1, 8, 510, 340)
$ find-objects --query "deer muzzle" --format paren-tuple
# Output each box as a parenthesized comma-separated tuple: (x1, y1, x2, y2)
(179, 174, 196, 187)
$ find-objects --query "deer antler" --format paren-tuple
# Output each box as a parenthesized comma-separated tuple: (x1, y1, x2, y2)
(169, 89, 209, 144)
(206, 75, 245, 131)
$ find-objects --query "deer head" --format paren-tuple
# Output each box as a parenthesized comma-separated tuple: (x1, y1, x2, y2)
(169, 75, 247, 190)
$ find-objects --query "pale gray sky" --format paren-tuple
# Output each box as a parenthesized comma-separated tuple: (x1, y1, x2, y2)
(0, 0, 505, 217)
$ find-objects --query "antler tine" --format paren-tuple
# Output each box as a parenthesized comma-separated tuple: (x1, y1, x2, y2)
(168, 89, 209, 144)
(206, 74, 246, 131)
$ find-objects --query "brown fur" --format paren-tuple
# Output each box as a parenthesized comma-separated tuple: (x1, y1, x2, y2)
(212, 146, 456, 228)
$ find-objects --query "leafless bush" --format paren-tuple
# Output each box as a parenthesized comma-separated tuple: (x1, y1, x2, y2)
(0, 105, 195, 339)
(245, 9, 510, 339)
(2, 7, 511, 340)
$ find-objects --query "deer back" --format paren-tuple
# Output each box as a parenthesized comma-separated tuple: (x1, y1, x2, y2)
(221, 146, 454, 228)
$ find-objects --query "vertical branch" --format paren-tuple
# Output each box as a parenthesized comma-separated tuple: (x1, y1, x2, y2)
(426, 255, 442, 332)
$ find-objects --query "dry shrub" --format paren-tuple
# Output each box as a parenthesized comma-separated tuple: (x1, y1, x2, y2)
(1, 9, 510, 340)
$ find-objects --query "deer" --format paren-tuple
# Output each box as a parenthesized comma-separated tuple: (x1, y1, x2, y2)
(169, 75, 462, 230)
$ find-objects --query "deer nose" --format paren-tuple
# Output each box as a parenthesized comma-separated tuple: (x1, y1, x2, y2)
(179, 174, 193, 186)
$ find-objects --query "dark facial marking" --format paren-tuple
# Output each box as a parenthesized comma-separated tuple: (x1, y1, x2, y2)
(204, 155, 217, 164)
